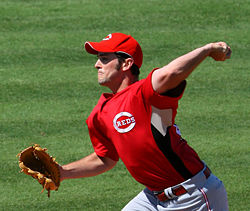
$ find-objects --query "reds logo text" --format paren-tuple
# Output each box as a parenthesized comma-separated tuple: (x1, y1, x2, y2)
(113, 112, 136, 133)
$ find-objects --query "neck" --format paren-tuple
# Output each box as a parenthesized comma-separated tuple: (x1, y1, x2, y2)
(109, 75, 138, 94)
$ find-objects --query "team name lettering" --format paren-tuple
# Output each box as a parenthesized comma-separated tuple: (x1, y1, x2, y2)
(113, 112, 136, 133)
(116, 117, 135, 127)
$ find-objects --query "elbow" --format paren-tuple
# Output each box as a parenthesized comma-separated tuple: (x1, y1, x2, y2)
(152, 67, 186, 94)
(99, 156, 117, 172)
(160, 71, 184, 92)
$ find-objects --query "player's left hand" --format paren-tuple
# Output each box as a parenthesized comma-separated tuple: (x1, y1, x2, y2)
(209, 42, 232, 61)
(17, 144, 61, 197)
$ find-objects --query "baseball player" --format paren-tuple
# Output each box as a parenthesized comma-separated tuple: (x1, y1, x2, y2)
(60, 33, 231, 210)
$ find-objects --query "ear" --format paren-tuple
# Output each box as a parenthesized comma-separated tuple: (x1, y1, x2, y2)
(121, 58, 134, 72)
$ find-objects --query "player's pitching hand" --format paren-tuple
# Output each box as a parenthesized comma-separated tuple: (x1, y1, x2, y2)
(209, 42, 231, 61)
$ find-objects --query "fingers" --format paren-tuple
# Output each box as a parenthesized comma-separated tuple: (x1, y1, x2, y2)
(226, 46, 232, 59)
(220, 42, 232, 59)
(215, 42, 228, 53)
(209, 42, 232, 61)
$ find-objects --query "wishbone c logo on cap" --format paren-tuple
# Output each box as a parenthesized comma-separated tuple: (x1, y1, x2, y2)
(103, 34, 112, 41)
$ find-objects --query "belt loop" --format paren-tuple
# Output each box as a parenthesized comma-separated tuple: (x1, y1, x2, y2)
(203, 166, 211, 179)
(164, 187, 176, 199)
(155, 186, 188, 202)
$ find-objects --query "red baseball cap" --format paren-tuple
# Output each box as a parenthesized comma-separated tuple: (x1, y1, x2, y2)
(84, 33, 143, 68)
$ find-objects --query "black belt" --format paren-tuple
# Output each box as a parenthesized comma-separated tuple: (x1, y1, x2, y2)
(155, 166, 211, 202)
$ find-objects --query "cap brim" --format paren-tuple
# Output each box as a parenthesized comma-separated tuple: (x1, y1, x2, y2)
(84, 42, 98, 54)
(84, 41, 116, 55)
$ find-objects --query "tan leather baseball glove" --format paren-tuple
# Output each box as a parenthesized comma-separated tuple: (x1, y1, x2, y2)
(17, 144, 60, 197)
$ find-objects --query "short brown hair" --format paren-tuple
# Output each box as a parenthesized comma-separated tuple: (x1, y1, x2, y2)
(115, 53, 140, 76)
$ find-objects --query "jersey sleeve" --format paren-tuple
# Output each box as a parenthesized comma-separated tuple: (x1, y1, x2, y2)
(86, 113, 119, 161)
(141, 69, 186, 109)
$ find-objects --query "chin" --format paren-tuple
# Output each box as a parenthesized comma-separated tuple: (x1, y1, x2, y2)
(98, 78, 110, 86)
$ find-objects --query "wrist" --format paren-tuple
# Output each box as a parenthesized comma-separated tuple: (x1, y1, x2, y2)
(59, 165, 66, 181)
(204, 43, 213, 56)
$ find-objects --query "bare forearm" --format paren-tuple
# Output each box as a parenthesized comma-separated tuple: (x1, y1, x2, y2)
(152, 42, 231, 93)
(60, 152, 117, 181)
(165, 45, 211, 84)
(153, 44, 210, 93)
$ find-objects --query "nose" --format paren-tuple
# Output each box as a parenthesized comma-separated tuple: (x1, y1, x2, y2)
(95, 59, 101, 69)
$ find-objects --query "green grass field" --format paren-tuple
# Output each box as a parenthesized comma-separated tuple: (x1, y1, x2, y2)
(1, 0, 249, 210)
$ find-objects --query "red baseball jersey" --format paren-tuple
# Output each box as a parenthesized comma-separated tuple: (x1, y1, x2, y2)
(86, 70, 203, 191)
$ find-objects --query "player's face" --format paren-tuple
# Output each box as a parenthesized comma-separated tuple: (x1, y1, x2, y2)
(95, 53, 122, 87)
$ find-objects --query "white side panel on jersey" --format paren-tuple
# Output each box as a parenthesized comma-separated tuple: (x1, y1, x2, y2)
(151, 106, 172, 136)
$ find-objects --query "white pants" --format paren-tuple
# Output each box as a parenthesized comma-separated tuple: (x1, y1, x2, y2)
(122, 168, 228, 211)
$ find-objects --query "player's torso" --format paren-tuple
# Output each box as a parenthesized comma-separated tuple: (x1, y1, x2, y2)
(92, 82, 155, 161)
(88, 80, 203, 191)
